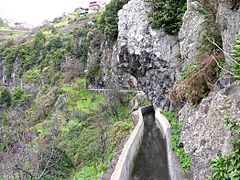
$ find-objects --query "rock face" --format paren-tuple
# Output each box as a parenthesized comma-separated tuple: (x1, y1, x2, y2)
(117, 0, 179, 110)
(179, 0, 206, 66)
(114, 0, 240, 179)
(87, 32, 138, 89)
(177, 0, 240, 178)
(179, 84, 240, 179)
(217, 0, 240, 60)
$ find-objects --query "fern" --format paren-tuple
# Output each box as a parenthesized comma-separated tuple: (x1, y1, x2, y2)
(232, 34, 240, 79)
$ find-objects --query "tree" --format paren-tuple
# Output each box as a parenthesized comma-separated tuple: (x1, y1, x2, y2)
(98, 0, 129, 39)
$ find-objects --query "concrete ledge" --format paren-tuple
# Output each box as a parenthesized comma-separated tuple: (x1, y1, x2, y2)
(110, 108, 144, 180)
(155, 108, 171, 137)
(155, 108, 185, 180)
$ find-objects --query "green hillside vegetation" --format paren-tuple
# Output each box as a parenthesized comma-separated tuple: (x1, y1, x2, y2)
(0, 8, 134, 179)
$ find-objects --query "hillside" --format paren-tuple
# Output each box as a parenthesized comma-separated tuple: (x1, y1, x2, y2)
(0, 0, 240, 179)
(0, 8, 139, 180)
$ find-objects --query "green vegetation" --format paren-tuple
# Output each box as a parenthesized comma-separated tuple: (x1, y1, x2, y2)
(73, 28, 92, 64)
(197, 24, 222, 58)
(61, 85, 106, 113)
(181, 62, 200, 79)
(162, 111, 191, 173)
(98, 0, 129, 39)
(23, 68, 41, 83)
(33, 84, 133, 179)
(0, 87, 29, 108)
(146, 0, 187, 35)
(11, 87, 29, 106)
(232, 34, 240, 80)
(0, 87, 12, 108)
(37, 145, 74, 179)
(85, 54, 101, 83)
(211, 117, 240, 180)
(169, 24, 224, 105)
(0, 78, 134, 179)
(0, 10, 137, 179)
(73, 166, 105, 180)
(2, 31, 77, 82)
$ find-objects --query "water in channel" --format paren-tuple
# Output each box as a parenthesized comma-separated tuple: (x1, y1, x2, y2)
(130, 106, 170, 180)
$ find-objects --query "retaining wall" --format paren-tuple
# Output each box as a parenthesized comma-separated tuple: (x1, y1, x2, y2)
(110, 108, 144, 180)
(111, 107, 185, 180)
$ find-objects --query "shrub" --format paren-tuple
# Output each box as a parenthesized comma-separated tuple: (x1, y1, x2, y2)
(46, 35, 63, 51)
(162, 110, 191, 172)
(85, 54, 101, 83)
(11, 87, 29, 106)
(79, 37, 90, 64)
(197, 23, 222, 58)
(24, 68, 41, 83)
(98, 0, 129, 40)
(27, 89, 56, 122)
(38, 146, 73, 179)
(72, 28, 92, 64)
(168, 52, 225, 105)
(232, 34, 240, 80)
(147, 0, 187, 35)
(3, 46, 18, 78)
(0, 87, 12, 108)
(211, 117, 240, 179)
(32, 32, 46, 51)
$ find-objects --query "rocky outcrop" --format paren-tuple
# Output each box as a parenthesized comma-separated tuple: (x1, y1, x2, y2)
(117, 0, 179, 110)
(176, 0, 240, 179)
(217, 0, 240, 60)
(114, 0, 240, 179)
(87, 30, 138, 89)
(179, 83, 240, 179)
(179, 0, 206, 66)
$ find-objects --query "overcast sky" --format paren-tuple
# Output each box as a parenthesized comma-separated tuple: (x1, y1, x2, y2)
(0, 0, 99, 26)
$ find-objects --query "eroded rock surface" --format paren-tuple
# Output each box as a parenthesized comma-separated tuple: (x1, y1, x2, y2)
(117, 0, 179, 109)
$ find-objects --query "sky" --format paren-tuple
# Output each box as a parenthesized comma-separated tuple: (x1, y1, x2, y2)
(0, 0, 98, 26)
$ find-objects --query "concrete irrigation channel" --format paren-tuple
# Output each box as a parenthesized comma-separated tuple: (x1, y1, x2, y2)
(110, 106, 184, 180)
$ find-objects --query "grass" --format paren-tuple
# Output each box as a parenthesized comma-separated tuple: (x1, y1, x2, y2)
(57, 81, 134, 179)
(73, 165, 107, 180)
(181, 62, 199, 79)
(162, 110, 191, 173)
(0, 27, 27, 33)
(54, 20, 69, 28)
(61, 86, 106, 113)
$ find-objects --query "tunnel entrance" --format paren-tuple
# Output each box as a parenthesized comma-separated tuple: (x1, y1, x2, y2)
(130, 106, 170, 180)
